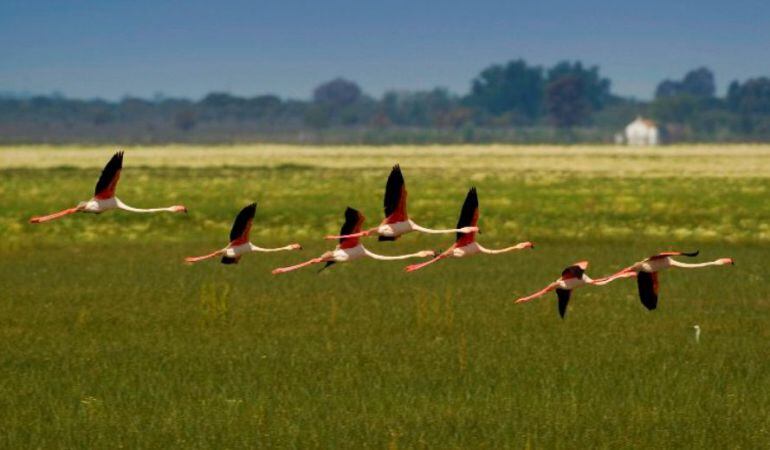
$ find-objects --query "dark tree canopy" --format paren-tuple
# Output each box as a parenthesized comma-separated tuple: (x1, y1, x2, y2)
(545, 75, 590, 128)
(546, 61, 610, 110)
(313, 78, 362, 108)
(655, 67, 715, 99)
(727, 77, 770, 114)
(466, 59, 544, 120)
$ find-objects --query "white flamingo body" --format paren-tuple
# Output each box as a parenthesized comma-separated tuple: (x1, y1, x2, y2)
(332, 244, 367, 262)
(376, 220, 415, 237)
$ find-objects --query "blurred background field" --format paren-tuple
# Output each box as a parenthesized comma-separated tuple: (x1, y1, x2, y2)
(0, 144, 768, 448)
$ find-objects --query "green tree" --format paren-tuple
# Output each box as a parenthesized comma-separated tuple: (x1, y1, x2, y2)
(466, 59, 544, 121)
(546, 61, 610, 110)
(545, 75, 590, 128)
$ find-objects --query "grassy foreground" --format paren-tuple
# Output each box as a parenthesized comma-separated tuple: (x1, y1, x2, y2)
(1, 145, 769, 448)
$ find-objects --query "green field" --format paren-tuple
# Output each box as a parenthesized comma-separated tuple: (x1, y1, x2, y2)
(1, 145, 769, 448)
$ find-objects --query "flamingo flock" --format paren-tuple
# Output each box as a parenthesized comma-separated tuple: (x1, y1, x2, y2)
(29, 151, 735, 317)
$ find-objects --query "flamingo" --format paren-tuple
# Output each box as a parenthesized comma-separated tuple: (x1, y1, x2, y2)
(324, 165, 478, 241)
(404, 187, 533, 272)
(272, 207, 435, 274)
(29, 151, 187, 223)
(514, 261, 631, 318)
(595, 250, 734, 310)
(185, 203, 302, 264)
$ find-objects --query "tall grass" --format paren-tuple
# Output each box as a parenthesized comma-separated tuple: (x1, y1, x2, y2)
(0, 146, 768, 447)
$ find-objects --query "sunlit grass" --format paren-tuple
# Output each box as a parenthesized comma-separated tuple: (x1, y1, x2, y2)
(0, 145, 768, 447)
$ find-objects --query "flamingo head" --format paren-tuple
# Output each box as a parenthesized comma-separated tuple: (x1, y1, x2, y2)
(418, 250, 436, 258)
(171, 205, 187, 213)
(718, 258, 734, 266)
(518, 241, 535, 250)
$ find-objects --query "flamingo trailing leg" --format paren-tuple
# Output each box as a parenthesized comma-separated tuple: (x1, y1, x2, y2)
(325, 165, 478, 241)
(29, 151, 187, 223)
(405, 187, 533, 272)
(273, 207, 434, 274)
(185, 203, 302, 265)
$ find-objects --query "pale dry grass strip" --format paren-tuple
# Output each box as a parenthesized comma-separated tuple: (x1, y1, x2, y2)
(2, 144, 769, 177)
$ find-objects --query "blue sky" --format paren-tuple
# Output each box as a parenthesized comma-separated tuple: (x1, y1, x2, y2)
(1, 0, 769, 100)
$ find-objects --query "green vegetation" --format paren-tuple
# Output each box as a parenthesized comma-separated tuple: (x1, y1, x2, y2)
(3, 63, 770, 145)
(0, 146, 768, 448)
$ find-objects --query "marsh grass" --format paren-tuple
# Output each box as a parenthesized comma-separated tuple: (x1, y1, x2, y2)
(0, 146, 768, 448)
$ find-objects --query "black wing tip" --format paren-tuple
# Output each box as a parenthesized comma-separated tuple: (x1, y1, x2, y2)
(112, 150, 124, 165)
(378, 235, 397, 242)
(466, 187, 478, 204)
(642, 302, 657, 311)
(683, 250, 700, 257)
(221, 256, 238, 265)
(344, 206, 361, 219)
(392, 163, 401, 172)
(242, 202, 257, 216)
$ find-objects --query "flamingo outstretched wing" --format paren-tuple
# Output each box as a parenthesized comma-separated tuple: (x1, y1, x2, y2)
(383, 164, 407, 223)
(636, 271, 660, 310)
(339, 207, 365, 249)
(556, 288, 572, 318)
(561, 260, 588, 280)
(229, 203, 256, 245)
(94, 151, 123, 199)
(455, 187, 479, 246)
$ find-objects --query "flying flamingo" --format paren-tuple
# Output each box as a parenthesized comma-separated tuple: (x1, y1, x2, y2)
(514, 261, 630, 318)
(29, 151, 187, 223)
(595, 250, 734, 310)
(324, 165, 478, 242)
(272, 207, 435, 274)
(185, 203, 302, 264)
(404, 187, 533, 272)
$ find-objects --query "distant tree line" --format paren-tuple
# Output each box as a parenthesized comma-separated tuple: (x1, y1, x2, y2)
(1, 60, 770, 144)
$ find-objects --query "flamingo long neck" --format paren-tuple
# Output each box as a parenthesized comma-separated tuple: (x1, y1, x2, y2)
(363, 247, 427, 260)
(251, 244, 297, 253)
(668, 259, 727, 269)
(410, 222, 464, 234)
(477, 242, 529, 255)
(115, 198, 180, 213)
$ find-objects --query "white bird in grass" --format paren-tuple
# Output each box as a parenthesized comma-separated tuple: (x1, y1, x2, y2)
(29, 151, 187, 223)
(693, 325, 701, 343)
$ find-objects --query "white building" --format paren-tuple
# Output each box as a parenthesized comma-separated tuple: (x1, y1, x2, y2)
(624, 117, 659, 146)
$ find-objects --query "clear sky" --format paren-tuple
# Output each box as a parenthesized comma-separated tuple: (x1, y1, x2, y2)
(1, 0, 768, 101)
